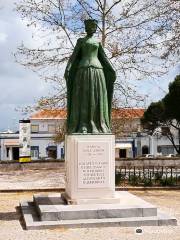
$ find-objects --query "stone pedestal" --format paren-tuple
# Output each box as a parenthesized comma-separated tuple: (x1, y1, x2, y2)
(20, 191, 177, 230)
(19, 135, 178, 230)
(64, 134, 118, 204)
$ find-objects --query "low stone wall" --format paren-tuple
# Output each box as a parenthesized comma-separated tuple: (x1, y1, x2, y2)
(115, 158, 180, 167)
(1, 158, 180, 171)
(0, 160, 65, 171)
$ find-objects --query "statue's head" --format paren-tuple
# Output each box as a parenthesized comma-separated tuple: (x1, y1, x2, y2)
(84, 19, 98, 35)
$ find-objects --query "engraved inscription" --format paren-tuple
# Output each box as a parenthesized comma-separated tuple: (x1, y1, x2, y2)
(78, 142, 109, 188)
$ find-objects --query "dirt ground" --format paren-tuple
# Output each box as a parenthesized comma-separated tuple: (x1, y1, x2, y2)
(0, 169, 65, 190)
(0, 190, 180, 240)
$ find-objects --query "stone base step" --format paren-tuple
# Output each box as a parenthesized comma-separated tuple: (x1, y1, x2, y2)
(20, 201, 177, 230)
(33, 192, 157, 221)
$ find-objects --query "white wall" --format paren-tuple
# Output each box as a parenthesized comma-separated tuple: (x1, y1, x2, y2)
(31, 119, 65, 133)
(31, 135, 64, 159)
(140, 134, 178, 155)
(0, 133, 64, 160)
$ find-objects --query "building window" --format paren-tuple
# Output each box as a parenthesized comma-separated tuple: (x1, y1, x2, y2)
(31, 125, 39, 133)
(48, 124, 56, 133)
(157, 146, 162, 153)
(159, 146, 174, 155)
(31, 146, 39, 159)
(161, 126, 170, 135)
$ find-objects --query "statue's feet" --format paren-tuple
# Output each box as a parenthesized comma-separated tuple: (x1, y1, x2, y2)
(92, 128, 99, 134)
(100, 123, 111, 133)
(90, 121, 99, 134)
(81, 126, 88, 134)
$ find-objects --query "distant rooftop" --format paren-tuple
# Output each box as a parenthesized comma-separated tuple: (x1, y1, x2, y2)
(30, 108, 144, 120)
(0, 129, 14, 134)
(112, 108, 144, 119)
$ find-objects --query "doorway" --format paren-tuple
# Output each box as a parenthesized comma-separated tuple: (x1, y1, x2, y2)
(47, 146, 57, 159)
(142, 145, 149, 155)
(119, 149, 127, 158)
(12, 147, 19, 160)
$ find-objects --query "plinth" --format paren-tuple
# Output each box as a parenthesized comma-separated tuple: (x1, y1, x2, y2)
(64, 134, 119, 204)
(20, 135, 177, 229)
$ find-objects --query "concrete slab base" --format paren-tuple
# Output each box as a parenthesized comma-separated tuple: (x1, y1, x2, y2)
(20, 191, 177, 230)
(61, 192, 121, 205)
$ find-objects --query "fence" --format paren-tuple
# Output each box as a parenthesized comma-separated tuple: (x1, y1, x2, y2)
(115, 166, 180, 187)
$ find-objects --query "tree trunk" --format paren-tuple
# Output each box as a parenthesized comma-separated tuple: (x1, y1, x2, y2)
(178, 129, 180, 154)
(101, 0, 106, 47)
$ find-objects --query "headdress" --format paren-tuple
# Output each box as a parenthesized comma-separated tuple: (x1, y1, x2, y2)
(84, 19, 98, 26)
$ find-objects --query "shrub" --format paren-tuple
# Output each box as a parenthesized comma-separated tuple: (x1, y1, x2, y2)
(115, 173, 124, 185)
(154, 172, 163, 181)
(143, 178, 153, 187)
(160, 177, 176, 186)
(129, 175, 139, 186)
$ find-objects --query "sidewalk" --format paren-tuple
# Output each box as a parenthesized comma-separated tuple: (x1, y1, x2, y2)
(0, 190, 179, 240)
(0, 169, 65, 190)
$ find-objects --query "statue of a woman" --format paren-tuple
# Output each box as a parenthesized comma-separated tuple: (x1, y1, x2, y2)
(64, 19, 116, 134)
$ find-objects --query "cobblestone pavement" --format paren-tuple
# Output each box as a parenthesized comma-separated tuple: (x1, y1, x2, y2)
(0, 169, 65, 190)
(0, 190, 179, 240)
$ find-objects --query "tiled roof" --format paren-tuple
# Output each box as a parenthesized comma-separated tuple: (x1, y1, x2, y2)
(30, 109, 67, 120)
(30, 108, 144, 120)
(112, 108, 145, 119)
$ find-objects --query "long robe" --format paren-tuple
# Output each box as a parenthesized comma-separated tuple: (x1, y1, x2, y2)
(64, 37, 116, 134)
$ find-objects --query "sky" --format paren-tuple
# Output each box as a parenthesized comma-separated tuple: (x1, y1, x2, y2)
(0, 0, 179, 131)
(0, 0, 52, 131)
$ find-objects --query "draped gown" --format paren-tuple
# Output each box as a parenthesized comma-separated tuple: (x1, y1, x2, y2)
(64, 37, 116, 134)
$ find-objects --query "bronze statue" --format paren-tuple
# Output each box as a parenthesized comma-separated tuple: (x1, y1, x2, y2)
(64, 19, 116, 134)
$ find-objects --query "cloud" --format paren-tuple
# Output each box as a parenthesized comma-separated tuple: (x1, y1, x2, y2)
(0, 0, 53, 131)
(0, 104, 25, 131)
(0, 32, 7, 43)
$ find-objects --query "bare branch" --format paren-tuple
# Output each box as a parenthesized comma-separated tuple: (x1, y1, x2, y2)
(15, 0, 180, 111)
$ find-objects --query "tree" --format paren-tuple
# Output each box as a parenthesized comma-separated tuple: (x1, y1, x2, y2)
(15, 0, 180, 111)
(141, 101, 165, 134)
(163, 75, 180, 121)
(52, 121, 66, 143)
(141, 75, 180, 154)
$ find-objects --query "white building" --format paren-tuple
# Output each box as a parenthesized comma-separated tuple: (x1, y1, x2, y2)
(112, 108, 179, 158)
(0, 109, 66, 161)
(0, 108, 179, 160)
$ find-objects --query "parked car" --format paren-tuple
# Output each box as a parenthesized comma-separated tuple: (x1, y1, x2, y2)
(164, 154, 175, 158)
(140, 154, 155, 158)
(156, 153, 163, 157)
